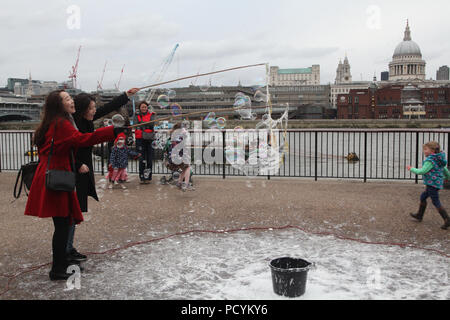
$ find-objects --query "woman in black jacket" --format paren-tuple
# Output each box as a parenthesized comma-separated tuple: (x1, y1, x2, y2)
(69, 88, 139, 263)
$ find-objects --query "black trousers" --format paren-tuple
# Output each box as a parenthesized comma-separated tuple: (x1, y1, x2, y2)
(52, 217, 71, 272)
(136, 138, 153, 181)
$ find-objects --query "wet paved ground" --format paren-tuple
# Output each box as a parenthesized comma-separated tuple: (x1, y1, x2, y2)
(0, 172, 449, 299)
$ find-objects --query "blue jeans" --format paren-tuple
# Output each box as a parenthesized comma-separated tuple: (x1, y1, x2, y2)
(420, 185, 442, 209)
(136, 138, 153, 181)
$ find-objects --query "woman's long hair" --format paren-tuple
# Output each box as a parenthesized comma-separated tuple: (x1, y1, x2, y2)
(33, 90, 70, 147)
(73, 93, 96, 123)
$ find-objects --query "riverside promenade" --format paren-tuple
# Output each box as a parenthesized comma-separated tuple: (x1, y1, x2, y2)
(0, 172, 449, 299)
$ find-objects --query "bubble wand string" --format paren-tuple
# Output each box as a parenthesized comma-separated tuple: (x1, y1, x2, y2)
(138, 63, 267, 90)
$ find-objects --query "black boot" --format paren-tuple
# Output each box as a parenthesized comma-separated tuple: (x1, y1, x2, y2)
(67, 248, 87, 262)
(49, 269, 73, 281)
(410, 202, 427, 222)
(49, 262, 83, 280)
(437, 208, 450, 230)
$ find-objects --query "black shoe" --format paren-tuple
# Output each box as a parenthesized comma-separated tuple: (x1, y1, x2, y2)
(65, 259, 85, 272)
(68, 248, 87, 262)
(49, 270, 73, 281)
(49, 263, 83, 280)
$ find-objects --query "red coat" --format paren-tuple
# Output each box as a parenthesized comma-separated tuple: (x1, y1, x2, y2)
(24, 118, 115, 224)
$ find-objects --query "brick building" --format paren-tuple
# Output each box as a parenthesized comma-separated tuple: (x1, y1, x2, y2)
(337, 84, 450, 119)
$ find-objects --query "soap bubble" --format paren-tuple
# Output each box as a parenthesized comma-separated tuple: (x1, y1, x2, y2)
(157, 95, 170, 109)
(170, 103, 182, 116)
(111, 114, 126, 127)
(234, 95, 251, 109)
(236, 108, 255, 120)
(225, 148, 245, 165)
(234, 126, 244, 130)
(199, 84, 210, 92)
(233, 97, 246, 108)
(235, 92, 245, 99)
(254, 90, 268, 103)
(204, 112, 216, 122)
(216, 117, 226, 129)
(165, 89, 176, 99)
(202, 112, 215, 128)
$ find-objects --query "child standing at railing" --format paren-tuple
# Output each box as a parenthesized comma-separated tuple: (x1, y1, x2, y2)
(108, 133, 141, 188)
(407, 141, 450, 230)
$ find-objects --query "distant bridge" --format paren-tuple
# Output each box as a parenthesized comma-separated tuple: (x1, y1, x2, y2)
(0, 101, 42, 122)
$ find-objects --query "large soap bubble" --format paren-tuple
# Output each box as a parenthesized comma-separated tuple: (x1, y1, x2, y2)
(157, 95, 170, 109)
(199, 83, 210, 92)
(216, 117, 226, 129)
(170, 103, 182, 116)
(254, 90, 268, 103)
(165, 89, 176, 99)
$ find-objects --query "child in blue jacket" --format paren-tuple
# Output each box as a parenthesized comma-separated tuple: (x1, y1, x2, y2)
(109, 133, 141, 187)
(407, 141, 450, 230)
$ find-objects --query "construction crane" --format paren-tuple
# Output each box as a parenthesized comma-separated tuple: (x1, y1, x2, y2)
(97, 60, 107, 91)
(145, 43, 179, 103)
(68, 45, 81, 89)
(114, 64, 125, 91)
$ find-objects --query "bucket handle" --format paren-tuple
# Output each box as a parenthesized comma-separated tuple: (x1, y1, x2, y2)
(269, 261, 316, 273)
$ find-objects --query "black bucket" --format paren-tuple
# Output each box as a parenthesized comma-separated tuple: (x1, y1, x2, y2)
(269, 257, 314, 298)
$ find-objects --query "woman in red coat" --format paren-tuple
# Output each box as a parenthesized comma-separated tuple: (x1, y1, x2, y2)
(25, 90, 122, 281)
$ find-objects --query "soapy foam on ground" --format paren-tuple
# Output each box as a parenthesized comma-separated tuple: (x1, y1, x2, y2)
(9, 229, 449, 300)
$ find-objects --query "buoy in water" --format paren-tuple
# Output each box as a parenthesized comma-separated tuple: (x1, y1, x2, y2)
(346, 152, 359, 162)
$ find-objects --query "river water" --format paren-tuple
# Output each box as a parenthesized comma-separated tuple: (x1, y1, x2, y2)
(1, 130, 448, 180)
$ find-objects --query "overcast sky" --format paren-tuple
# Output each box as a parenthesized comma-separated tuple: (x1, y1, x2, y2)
(1, 0, 449, 92)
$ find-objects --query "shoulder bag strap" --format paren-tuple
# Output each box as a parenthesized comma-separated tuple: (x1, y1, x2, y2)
(46, 121, 75, 173)
(13, 167, 24, 199)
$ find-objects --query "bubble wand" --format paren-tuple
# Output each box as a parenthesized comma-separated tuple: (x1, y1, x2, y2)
(138, 63, 267, 90)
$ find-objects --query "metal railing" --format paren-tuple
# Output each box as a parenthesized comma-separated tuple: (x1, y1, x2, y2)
(1, 129, 449, 182)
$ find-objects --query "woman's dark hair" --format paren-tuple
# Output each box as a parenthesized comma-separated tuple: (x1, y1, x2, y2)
(73, 93, 96, 122)
(34, 90, 70, 147)
(138, 101, 149, 111)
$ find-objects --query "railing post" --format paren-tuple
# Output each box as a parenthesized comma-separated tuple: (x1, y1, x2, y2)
(222, 130, 226, 179)
(447, 131, 450, 171)
(314, 131, 318, 181)
(0, 133, 2, 173)
(29, 132, 34, 162)
(364, 131, 367, 183)
(415, 132, 419, 184)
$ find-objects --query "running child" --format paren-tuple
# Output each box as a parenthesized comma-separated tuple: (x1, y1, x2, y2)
(407, 141, 450, 230)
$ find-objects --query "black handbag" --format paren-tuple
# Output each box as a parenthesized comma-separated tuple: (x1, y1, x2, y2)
(13, 161, 39, 199)
(45, 128, 76, 192)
